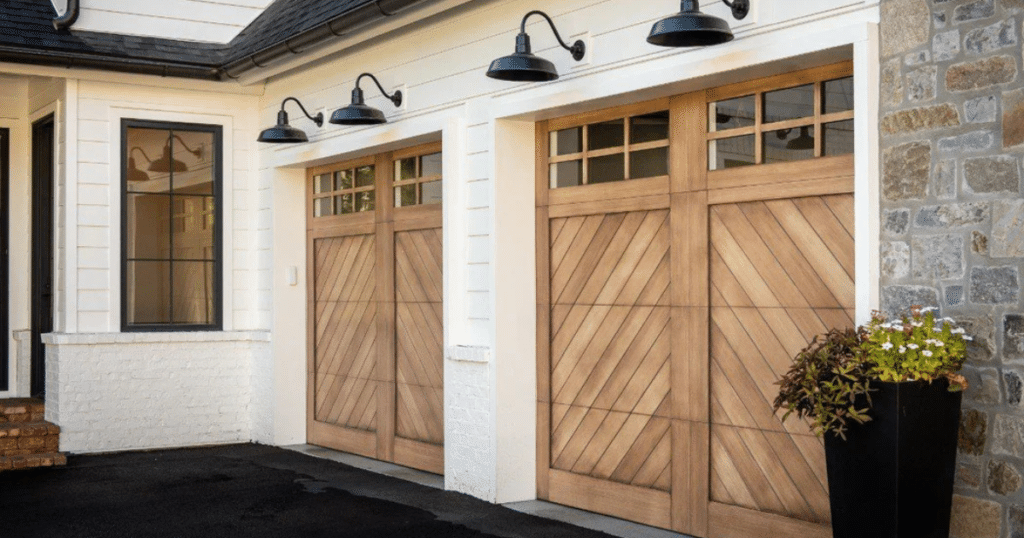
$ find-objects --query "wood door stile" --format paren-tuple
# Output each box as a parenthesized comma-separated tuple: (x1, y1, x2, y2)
(537, 63, 854, 538)
(307, 141, 444, 475)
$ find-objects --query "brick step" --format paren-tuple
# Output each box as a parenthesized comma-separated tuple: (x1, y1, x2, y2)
(0, 398, 45, 424)
(0, 452, 67, 471)
(0, 421, 61, 457)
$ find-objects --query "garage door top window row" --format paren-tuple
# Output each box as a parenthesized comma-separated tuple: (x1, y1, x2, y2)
(546, 66, 854, 189)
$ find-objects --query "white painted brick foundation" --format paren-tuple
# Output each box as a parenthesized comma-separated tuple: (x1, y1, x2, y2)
(444, 346, 495, 501)
(43, 331, 270, 453)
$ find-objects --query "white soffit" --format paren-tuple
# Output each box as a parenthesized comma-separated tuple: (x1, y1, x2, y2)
(51, 0, 276, 44)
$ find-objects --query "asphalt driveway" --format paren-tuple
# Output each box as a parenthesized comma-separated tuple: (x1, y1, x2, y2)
(0, 444, 614, 538)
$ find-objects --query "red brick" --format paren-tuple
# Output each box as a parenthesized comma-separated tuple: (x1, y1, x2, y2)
(18, 437, 46, 450)
(0, 405, 28, 416)
(0, 457, 11, 470)
(0, 439, 17, 451)
(53, 453, 67, 466)
(44, 437, 59, 452)
(30, 412, 44, 422)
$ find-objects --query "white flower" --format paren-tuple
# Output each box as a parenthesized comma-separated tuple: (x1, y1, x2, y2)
(899, 346, 907, 353)
(922, 350, 933, 357)
(963, 335, 974, 341)
(882, 342, 894, 350)
(935, 341, 944, 347)
(911, 321, 924, 327)
(921, 307, 938, 313)
(907, 343, 919, 350)
(881, 322, 893, 329)
(952, 328, 965, 334)
(933, 327, 943, 333)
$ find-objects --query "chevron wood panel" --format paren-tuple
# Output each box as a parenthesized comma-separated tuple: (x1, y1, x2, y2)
(711, 426, 830, 525)
(551, 404, 673, 491)
(551, 211, 670, 307)
(551, 305, 671, 416)
(396, 229, 442, 303)
(710, 197, 854, 309)
(313, 235, 379, 431)
(548, 209, 673, 493)
(315, 235, 377, 303)
(709, 193, 853, 525)
(396, 300, 444, 445)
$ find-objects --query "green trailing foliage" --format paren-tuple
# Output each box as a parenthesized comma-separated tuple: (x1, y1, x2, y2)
(772, 327, 872, 440)
(774, 306, 971, 439)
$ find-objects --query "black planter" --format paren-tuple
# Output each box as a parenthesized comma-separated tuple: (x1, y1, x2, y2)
(824, 379, 962, 538)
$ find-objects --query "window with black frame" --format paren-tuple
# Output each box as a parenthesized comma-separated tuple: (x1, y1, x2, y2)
(122, 120, 221, 331)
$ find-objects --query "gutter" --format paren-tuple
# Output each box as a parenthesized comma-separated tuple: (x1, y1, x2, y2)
(220, 0, 430, 80)
(53, 0, 80, 31)
(0, 45, 221, 80)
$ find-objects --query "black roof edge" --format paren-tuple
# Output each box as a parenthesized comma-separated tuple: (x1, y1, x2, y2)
(221, 0, 429, 81)
(0, 45, 221, 80)
(3, 0, 431, 82)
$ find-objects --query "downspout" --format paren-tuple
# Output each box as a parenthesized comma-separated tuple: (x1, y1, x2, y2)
(53, 0, 80, 31)
(220, 0, 429, 80)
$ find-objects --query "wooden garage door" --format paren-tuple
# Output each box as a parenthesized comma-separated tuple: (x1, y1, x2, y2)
(308, 142, 444, 474)
(537, 62, 854, 537)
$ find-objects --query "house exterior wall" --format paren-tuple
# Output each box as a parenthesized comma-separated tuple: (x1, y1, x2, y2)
(0, 75, 30, 398)
(49, 0, 273, 44)
(38, 76, 268, 453)
(258, 0, 881, 503)
(878, 1, 1024, 536)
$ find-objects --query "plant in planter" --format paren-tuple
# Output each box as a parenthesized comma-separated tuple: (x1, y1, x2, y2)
(774, 306, 971, 538)
(773, 327, 872, 440)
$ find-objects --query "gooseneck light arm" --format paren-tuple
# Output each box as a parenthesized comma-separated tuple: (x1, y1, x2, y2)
(130, 146, 153, 163)
(520, 10, 586, 61)
(355, 73, 403, 107)
(281, 97, 324, 127)
(720, 0, 750, 19)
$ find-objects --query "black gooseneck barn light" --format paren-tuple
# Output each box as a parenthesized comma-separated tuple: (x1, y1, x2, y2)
(330, 73, 403, 126)
(149, 134, 204, 173)
(258, 97, 324, 143)
(647, 0, 750, 47)
(486, 10, 586, 82)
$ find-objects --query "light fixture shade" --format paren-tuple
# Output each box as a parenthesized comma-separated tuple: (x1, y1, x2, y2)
(127, 157, 150, 182)
(786, 126, 815, 150)
(148, 145, 189, 173)
(257, 110, 310, 144)
(647, 9, 734, 47)
(487, 33, 561, 82)
(329, 86, 398, 126)
(487, 53, 559, 82)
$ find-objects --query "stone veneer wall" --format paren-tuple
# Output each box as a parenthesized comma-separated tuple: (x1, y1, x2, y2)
(880, 1, 1024, 536)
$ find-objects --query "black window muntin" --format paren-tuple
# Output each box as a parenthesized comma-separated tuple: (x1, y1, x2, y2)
(120, 119, 223, 332)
